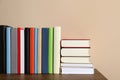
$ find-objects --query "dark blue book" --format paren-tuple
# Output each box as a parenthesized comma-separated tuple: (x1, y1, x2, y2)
(42, 28, 48, 74)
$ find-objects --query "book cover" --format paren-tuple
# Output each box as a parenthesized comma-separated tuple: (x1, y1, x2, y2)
(48, 27, 54, 74)
(0, 26, 7, 74)
(20, 28, 25, 74)
(11, 28, 18, 74)
(54, 27, 61, 74)
(61, 57, 90, 63)
(38, 28, 41, 74)
(34, 28, 38, 74)
(6, 27, 11, 74)
(61, 63, 93, 67)
(30, 28, 34, 74)
(24, 28, 30, 74)
(61, 48, 89, 57)
(61, 67, 94, 74)
(17, 28, 21, 74)
(61, 39, 90, 47)
(42, 28, 48, 74)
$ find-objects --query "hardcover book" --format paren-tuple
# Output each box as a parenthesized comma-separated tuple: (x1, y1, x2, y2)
(11, 28, 18, 74)
(6, 27, 11, 74)
(30, 28, 35, 74)
(54, 27, 61, 74)
(24, 28, 30, 74)
(48, 27, 54, 74)
(61, 39, 90, 47)
(34, 28, 38, 74)
(42, 28, 48, 74)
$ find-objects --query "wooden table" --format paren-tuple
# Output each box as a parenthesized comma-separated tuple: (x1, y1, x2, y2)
(0, 69, 107, 80)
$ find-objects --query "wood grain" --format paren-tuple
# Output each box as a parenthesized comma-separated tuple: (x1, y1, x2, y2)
(0, 69, 107, 80)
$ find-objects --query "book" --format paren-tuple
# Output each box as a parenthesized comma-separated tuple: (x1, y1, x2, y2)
(24, 28, 30, 74)
(61, 48, 89, 57)
(17, 28, 21, 74)
(34, 28, 38, 74)
(38, 28, 41, 74)
(61, 39, 90, 47)
(11, 28, 18, 74)
(30, 28, 35, 74)
(61, 63, 93, 67)
(48, 27, 54, 74)
(61, 57, 90, 63)
(61, 67, 94, 74)
(6, 27, 11, 74)
(54, 27, 61, 74)
(20, 28, 25, 74)
(42, 28, 48, 74)
(0, 25, 7, 74)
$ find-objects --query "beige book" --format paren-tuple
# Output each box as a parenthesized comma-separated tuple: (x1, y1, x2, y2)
(38, 28, 41, 73)
(54, 27, 61, 74)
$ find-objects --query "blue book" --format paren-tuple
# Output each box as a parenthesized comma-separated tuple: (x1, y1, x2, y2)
(34, 28, 38, 74)
(42, 28, 48, 74)
(6, 27, 11, 74)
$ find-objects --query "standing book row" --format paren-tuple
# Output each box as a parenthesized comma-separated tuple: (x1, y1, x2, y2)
(0, 25, 61, 74)
(60, 39, 94, 74)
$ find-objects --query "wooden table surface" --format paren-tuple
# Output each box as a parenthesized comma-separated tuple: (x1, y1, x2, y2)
(0, 69, 107, 80)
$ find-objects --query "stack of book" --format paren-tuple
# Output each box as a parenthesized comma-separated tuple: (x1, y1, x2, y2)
(0, 25, 61, 74)
(60, 39, 94, 74)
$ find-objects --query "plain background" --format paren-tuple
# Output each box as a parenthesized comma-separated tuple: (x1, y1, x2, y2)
(0, 0, 120, 80)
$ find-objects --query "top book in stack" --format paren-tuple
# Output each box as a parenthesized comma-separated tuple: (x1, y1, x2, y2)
(61, 39, 90, 48)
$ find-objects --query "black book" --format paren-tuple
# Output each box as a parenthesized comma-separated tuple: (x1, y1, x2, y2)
(0, 25, 9, 74)
(24, 28, 30, 74)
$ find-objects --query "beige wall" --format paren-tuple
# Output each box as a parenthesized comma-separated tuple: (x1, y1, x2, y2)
(94, 0, 120, 80)
(0, 0, 120, 80)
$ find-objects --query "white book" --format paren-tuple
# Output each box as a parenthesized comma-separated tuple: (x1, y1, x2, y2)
(61, 39, 90, 47)
(61, 67, 94, 74)
(61, 48, 89, 56)
(20, 29, 24, 74)
(54, 27, 61, 74)
(61, 57, 90, 63)
(61, 63, 93, 67)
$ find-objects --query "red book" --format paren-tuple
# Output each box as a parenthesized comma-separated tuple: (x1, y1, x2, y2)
(30, 28, 34, 74)
(17, 28, 21, 74)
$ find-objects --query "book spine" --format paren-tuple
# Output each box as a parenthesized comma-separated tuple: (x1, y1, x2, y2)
(6, 27, 11, 74)
(48, 27, 54, 74)
(30, 28, 34, 74)
(20, 29, 24, 74)
(25, 28, 30, 74)
(54, 27, 61, 74)
(17, 28, 21, 74)
(38, 28, 41, 74)
(11, 28, 18, 74)
(34, 28, 38, 74)
(42, 28, 48, 74)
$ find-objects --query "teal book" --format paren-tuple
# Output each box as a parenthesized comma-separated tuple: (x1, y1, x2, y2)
(48, 27, 54, 74)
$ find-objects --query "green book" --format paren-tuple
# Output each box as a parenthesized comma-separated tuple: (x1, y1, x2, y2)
(48, 27, 54, 74)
